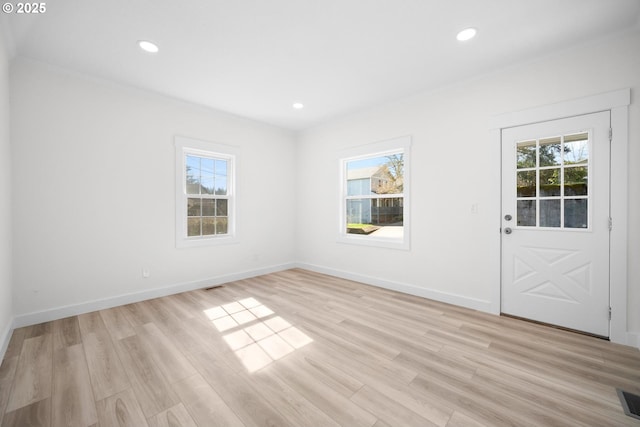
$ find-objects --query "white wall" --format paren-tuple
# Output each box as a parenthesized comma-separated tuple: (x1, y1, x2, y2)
(10, 59, 296, 322)
(296, 30, 640, 339)
(0, 23, 13, 354)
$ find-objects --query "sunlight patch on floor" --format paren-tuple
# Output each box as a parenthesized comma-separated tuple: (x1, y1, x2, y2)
(204, 297, 313, 372)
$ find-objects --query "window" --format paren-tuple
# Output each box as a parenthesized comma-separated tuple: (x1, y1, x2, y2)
(515, 131, 590, 229)
(175, 136, 238, 247)
(338, 136, 411, 250)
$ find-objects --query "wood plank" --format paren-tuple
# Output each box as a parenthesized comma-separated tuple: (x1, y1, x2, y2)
(298, 321, 417, 387)
(121, 302, 155, 328)
(1, 398, 50, 427)
(445, 411, 488, 427)
(454, 338, 634, 412)
(3, 328, 26, 360)
(52, 344, 97, 427)
(77, 312, 104, 336)
(24, 322, 52, 339)
(147, 403, 197, 427)
(171, 375, 244, 427)
(440, 342, 630, 417)
(270, 354, 377, 427)
(306, 316, 402, 360)
(339, 359, 453, 427)
(52, 316, 82, 350)
(78, 313, 130, 401)
(168, 316, 246, 373)
(115, 334, 180, 418)
(95, 388, 148, 427)
(136, 323, 196, 384)
(393, 347, 478, 382)
(410, 370, 570, 427)
(473, 365, 631, 427)
(99, 307, 136, 341)
(144, 299, 186, 335)
(185, 350, 291, 427)
(249, 368, 342, 427)
(5, 334, 52, 412)
(0, 356, 19, 426)
(351, 385, 439, 427)
(81, 331, 130, 401)
(339, 317, 438, 357)
(295, 354, 363, 398)
(487, 339, 639, 399)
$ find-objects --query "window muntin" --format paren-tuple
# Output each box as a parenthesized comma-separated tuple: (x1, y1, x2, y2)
(175, 136, 237, 247)
(338, 136, 410, 250)
(515, 131, 590, 230)
(185, 155, 229, 237)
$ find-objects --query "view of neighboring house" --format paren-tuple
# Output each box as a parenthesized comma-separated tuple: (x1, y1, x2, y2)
(346, 165, 403, 225)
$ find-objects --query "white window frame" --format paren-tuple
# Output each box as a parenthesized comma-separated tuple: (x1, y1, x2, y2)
(337, 135, 411, 250)
(175, 136, 238, 248)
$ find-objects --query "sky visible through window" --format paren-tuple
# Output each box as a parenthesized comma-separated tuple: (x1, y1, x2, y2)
(347, 155, 389, 171)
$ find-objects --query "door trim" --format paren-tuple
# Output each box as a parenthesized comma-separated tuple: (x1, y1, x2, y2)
(490, 89, 630, 345)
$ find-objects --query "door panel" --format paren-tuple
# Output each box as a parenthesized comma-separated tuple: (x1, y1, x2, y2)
(501, 112, 610, 337)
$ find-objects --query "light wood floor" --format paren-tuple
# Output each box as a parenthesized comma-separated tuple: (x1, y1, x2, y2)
(1, 269, 639, 427)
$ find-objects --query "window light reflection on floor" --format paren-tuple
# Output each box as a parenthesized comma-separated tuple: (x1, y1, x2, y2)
(203, 297, 313, 372)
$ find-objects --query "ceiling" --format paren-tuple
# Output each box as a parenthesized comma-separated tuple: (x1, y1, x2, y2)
(3, 0, 640, 130)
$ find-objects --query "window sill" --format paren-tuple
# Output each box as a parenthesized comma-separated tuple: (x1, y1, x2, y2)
(336, 234, 410, 251)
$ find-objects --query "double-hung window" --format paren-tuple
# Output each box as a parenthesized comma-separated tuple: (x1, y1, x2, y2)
(338, 136, 411, 250)
(175, 136, 237, 247)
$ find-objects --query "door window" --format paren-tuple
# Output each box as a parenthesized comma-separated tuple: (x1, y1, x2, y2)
(515, 132, 590, 229)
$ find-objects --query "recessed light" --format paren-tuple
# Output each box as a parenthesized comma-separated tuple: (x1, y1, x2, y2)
(456, 28, 477, 42)
(293, 103, 304, 109)
(138, 40, 159, 53)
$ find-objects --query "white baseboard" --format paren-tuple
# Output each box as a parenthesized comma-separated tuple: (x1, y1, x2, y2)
(0, 318, 13, 362)
(627, 331, 640, 349)
(12, 263, 296, 329)
(295, 262, 493, 313)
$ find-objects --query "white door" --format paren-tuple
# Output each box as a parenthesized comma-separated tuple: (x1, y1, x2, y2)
(501, 111, 610, 337)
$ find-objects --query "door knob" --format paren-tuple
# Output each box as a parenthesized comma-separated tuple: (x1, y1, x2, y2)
(504, 214, 512, 221)
(504, 227, 512, 234)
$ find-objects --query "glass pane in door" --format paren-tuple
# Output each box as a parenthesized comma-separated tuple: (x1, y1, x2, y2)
(539, 136, 562, 166)
(517, 171, 536, 197)
(565, 199, 588, 228)
(517, 141, 536, 168)
(564, 133, 589, 165)
(539, 169, 561, 197)
(517, 200, 536, 226)
(564, 166, 588, 196)
(540, 200, 561, 228)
